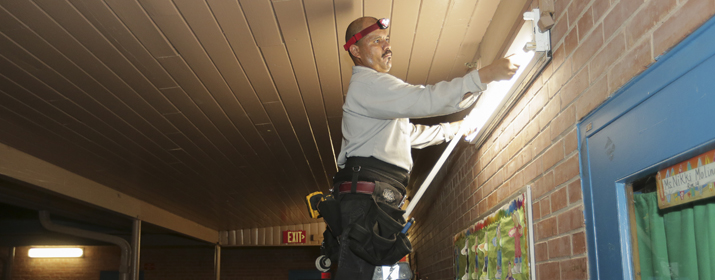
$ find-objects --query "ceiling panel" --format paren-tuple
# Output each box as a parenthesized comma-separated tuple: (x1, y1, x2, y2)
(0, 0, 510, 230)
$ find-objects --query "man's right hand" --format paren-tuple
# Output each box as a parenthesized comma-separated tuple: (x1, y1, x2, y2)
(477, 56, 520, 84)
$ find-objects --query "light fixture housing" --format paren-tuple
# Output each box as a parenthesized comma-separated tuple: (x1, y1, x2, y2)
(28, 247, 84, 258)
(466, 8, 552, 146)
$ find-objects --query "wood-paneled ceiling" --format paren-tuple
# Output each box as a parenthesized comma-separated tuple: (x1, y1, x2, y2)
(0, 0, 527, 230)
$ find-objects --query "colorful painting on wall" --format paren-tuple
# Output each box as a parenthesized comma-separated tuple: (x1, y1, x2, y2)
(656, 148, 715, 209)
(453, 192, 532, 280)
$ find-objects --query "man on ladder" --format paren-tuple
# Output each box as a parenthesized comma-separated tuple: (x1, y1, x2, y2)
(309, 16, 518, 279)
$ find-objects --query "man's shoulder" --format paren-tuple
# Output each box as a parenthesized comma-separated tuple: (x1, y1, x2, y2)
(352, 67, 405, 86)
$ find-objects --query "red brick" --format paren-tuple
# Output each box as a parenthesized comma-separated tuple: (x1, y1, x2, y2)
(506, 157, 521, 179)
(590, 31, 625, 80)
(551, 186, 569, 212)
(518, 144, 534, 169)
(538, 98, 560, 130)
(561, 257, 588, 280)
(552, 45, 566, 75)
(523, 156, 543, 183)
(554, 0, 569, 21)
(592, 0, 610, 22)
(533, 171, 555, 199)
(564, 128, 578, 154)
(548, 235, 572, 258)
(548, 58, 572, 97)
(531, 131, 551, 157)
(626, 0, 678, 48)
(653, 0, 715, 56)
(572, 24, 603, 71)
(533, 199, 542, 220)
(537, 261, 561, 280)
(564, 27, 579, 56)
(572, 231, 587, 255)
(550, 105, 576, 140)
(576, 75, 609, 120)
(576, 7, 594, 42)
(510, 171, 525, 193)
(488, 192, 497, 209)
(536, 242, 549, 262)
(507, 133, 525, 160)
(567, 0, 590, 26)
(513, 109, 529, 135)
(608, 38, 653, 92)
(555, 155, 580, 186)
(470, 204, 480, 220)
(558, 206, 585, 234)
(523, 122, 540, 146)
(529, 88, 548, 119)
(537, 216, 558, 240)
(561, 67, 590, 108)
(604, 0, 643, 37)
(543, 140, 565, 170)
(498, 183, 511, 201)
(540, 196, 552, 218)
(568, 179, 583, 204)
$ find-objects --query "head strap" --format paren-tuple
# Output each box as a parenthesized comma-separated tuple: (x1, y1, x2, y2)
(344, 18, 390, 51)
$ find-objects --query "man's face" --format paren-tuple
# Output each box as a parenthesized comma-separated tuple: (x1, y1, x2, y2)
(353, 28, 392, 73)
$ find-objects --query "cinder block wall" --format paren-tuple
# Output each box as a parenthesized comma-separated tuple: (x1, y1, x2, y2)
(409, 0, 715, 279)
(7, 245, 319, 279)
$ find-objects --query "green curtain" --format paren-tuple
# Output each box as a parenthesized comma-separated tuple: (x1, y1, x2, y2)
(634, 192, 715, 280)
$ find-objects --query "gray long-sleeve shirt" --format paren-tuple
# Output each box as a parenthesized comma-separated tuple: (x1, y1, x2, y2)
(337, 66, 487, 171)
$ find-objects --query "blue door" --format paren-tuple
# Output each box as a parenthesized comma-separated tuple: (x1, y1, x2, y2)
(578, 16, 715, 279)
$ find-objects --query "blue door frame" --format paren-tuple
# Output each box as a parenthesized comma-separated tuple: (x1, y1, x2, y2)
(578, 16, 715, 279)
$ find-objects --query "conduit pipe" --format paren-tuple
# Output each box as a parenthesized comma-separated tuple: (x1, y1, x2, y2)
(130, 219, 141, 280)
(39, 211, 131, 280)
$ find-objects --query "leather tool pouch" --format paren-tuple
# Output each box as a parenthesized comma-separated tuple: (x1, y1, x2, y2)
(346, 182, 413, 266)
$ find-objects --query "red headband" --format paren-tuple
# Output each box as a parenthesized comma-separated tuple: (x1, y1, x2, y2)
(343, 18, 390, 51)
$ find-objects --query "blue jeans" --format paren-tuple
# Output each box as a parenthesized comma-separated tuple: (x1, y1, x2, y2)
(334, 197, 375, 280)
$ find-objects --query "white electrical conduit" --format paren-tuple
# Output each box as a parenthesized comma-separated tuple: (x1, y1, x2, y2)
(39, 211, 132, 280)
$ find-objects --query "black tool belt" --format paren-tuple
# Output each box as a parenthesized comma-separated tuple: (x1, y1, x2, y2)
(322, 157, 413, 266)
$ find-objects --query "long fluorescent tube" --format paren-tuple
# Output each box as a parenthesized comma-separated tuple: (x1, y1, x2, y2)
(28, 247, 84, 258)
(404, 9, 551, 219)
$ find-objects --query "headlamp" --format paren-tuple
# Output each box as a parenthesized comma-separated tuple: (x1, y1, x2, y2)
(343, 18, 390, 51)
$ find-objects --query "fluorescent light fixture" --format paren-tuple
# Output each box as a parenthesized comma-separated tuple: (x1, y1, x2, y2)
(28, 247, 84, 258)
(465, 9, 551, 145)
(404, 9, 551, 219)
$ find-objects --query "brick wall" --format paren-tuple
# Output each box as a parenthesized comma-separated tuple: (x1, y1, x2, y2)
(409, 0, 715, 279)
(7, 245, 319, 279)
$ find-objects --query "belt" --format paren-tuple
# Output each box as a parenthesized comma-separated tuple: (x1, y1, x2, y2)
(337, 181, 375, 195)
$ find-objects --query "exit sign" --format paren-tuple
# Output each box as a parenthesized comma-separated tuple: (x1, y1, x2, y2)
(282, 230, 307, 244)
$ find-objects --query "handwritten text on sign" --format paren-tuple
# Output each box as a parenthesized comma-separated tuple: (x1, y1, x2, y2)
(657, 148, 715, 209)
(282, 230, 306, 244)
(661, 161, 715, 196)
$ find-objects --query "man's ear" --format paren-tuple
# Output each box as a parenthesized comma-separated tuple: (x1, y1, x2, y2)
(349, 44, 361, 59)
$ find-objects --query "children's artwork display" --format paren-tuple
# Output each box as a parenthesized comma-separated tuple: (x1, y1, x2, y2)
(453, 189, 534, 280)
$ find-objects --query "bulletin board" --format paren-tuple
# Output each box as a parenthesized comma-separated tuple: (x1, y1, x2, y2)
(453, 187, 535, 280)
